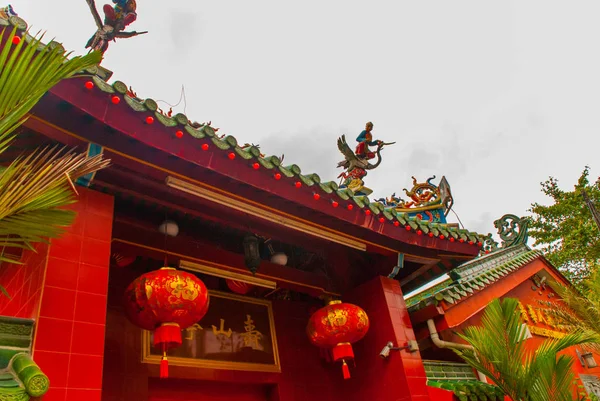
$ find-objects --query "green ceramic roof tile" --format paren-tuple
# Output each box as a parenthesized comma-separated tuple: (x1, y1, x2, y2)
(278, 165, 295, 178)
(211, 137, 232, 150)
(335, 189, 350, 200)
(407, 245, 542, 311)
(257, 157, 275, 169)
(263, 155, 282, 166)
(307, 173, 321, 184)
(154, 111, 177, 127)
(299, 174, 316, 187)
(92, 76, 115, 93)
(123, 95, 147, 112)
(318, 183, 333, 193)
(234, 147, 253, 159)
(284, 164, 301, 175)
(351, 196, 368, 208)
(184, 125, 206, 138)
(368, 203, 381, 215)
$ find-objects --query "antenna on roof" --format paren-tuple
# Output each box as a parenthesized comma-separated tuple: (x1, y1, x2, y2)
(450, 208, 465, 229)
(156, 85, 188, 115)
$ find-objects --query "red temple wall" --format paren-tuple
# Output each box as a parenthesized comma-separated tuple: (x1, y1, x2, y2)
(339, 276, 431, 401)
(22, 187, 115, 401)
(101, 263, 345, 401)
(0, 242, 49, 319)
(102, 275, 432, 401)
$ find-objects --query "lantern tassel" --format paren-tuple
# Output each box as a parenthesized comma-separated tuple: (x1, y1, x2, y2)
(160, 353, 169, 379)
(342, 360, 350, 380)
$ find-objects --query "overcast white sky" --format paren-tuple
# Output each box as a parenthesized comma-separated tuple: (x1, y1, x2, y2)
(14, 1, 600, 236)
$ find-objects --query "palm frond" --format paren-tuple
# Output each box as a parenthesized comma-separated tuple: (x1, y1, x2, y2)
(544, 278, 600, 352)
(0, 146, 110, 262)
(0, 27, 102, 151)
(454, 298, 597, 401)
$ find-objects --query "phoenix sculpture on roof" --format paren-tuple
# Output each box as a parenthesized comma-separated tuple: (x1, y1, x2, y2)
(85, 0, 147, 53)
(336, 122, 395, 196)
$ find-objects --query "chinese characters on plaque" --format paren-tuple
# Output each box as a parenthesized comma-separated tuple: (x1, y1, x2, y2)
(143, 291, 280, 372)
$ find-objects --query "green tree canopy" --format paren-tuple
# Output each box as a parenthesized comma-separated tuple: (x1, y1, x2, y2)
(529, 166, 600, 283)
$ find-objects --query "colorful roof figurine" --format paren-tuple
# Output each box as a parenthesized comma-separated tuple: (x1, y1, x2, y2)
(406, 214, 539, 311)
(336, 121, 395, 196)
(375, 176, 453, 224)
(84, 0, 147, 53)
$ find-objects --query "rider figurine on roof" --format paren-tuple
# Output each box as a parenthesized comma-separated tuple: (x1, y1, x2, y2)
(103, 0, 137, 28)
(355, 122, 381, 160)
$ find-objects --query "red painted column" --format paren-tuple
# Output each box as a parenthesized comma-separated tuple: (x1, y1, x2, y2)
(32, 188, 114, 401)
(342, 276, 431, 401)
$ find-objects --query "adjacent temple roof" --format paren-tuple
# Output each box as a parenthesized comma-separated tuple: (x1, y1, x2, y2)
(406, 214, 540, 311)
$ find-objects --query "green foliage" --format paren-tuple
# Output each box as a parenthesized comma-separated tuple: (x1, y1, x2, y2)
(454, 298, 598, 401)
(0, 28, 108, 295)
(529, 166, 600, 283)
(544, 273, 600, 353)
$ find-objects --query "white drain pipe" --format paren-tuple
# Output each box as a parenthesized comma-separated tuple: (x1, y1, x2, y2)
(427, 319, 487, 383)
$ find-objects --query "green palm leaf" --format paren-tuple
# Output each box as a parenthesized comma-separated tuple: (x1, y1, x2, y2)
(0, 28, 109, 296)
(454, 298, 597, 401)
(0, 27, 102, 150)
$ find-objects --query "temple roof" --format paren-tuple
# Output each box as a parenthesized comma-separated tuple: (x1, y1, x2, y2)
(2, 11, 494, 268)
(77, 72, 488, 244)
(406, 244, 542, 311)
(406, 214, 548, 311)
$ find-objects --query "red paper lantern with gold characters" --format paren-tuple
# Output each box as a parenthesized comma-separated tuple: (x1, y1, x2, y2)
(306, 300, 370, 379)
(124, 267, 209, 378)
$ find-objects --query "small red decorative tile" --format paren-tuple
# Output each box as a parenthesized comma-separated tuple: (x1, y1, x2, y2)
(77, 264, 109, 295)
(66, 389, 101, 401)
(34, 317, 73, 353)
(80, 238, 111, 267)
(85, 190, 114, 217)
(83, 213, 113, 241)
(71, 322, 105, 356)
(41, 387, 67, 401)
(74, 292, 107, 325)
(45, 258, 79, 290)
(39, 287, 76, 320)
(49, 233, 82, 262)
(67, 354, 104, 389)
(32, 350, 70, 388)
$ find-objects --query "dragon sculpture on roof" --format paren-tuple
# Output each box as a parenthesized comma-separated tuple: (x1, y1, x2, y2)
(375, 176, 454, 223)
(85, 0, 147, 53)
(336, 122, 395, 196)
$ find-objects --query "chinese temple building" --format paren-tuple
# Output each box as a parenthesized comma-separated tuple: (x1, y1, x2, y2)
(0, 7, 599, 401)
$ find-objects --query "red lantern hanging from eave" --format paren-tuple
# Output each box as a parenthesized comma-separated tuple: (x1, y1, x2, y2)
(226, 279, 253, 295)
(306, 300, 370, 379)
(124, 267, 210, 378)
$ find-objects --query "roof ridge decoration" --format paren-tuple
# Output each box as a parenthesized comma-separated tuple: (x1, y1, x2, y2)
(494, 214, 530, 248)
(374, 175, 454, 224)
(406, 213, 536, 311)
(336, 122, 395, 196)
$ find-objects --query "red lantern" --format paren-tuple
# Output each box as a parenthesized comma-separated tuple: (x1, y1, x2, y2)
(124, 267, 209, 378)
(306, 300, 370, 379)
(226, 279, 253, 295)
